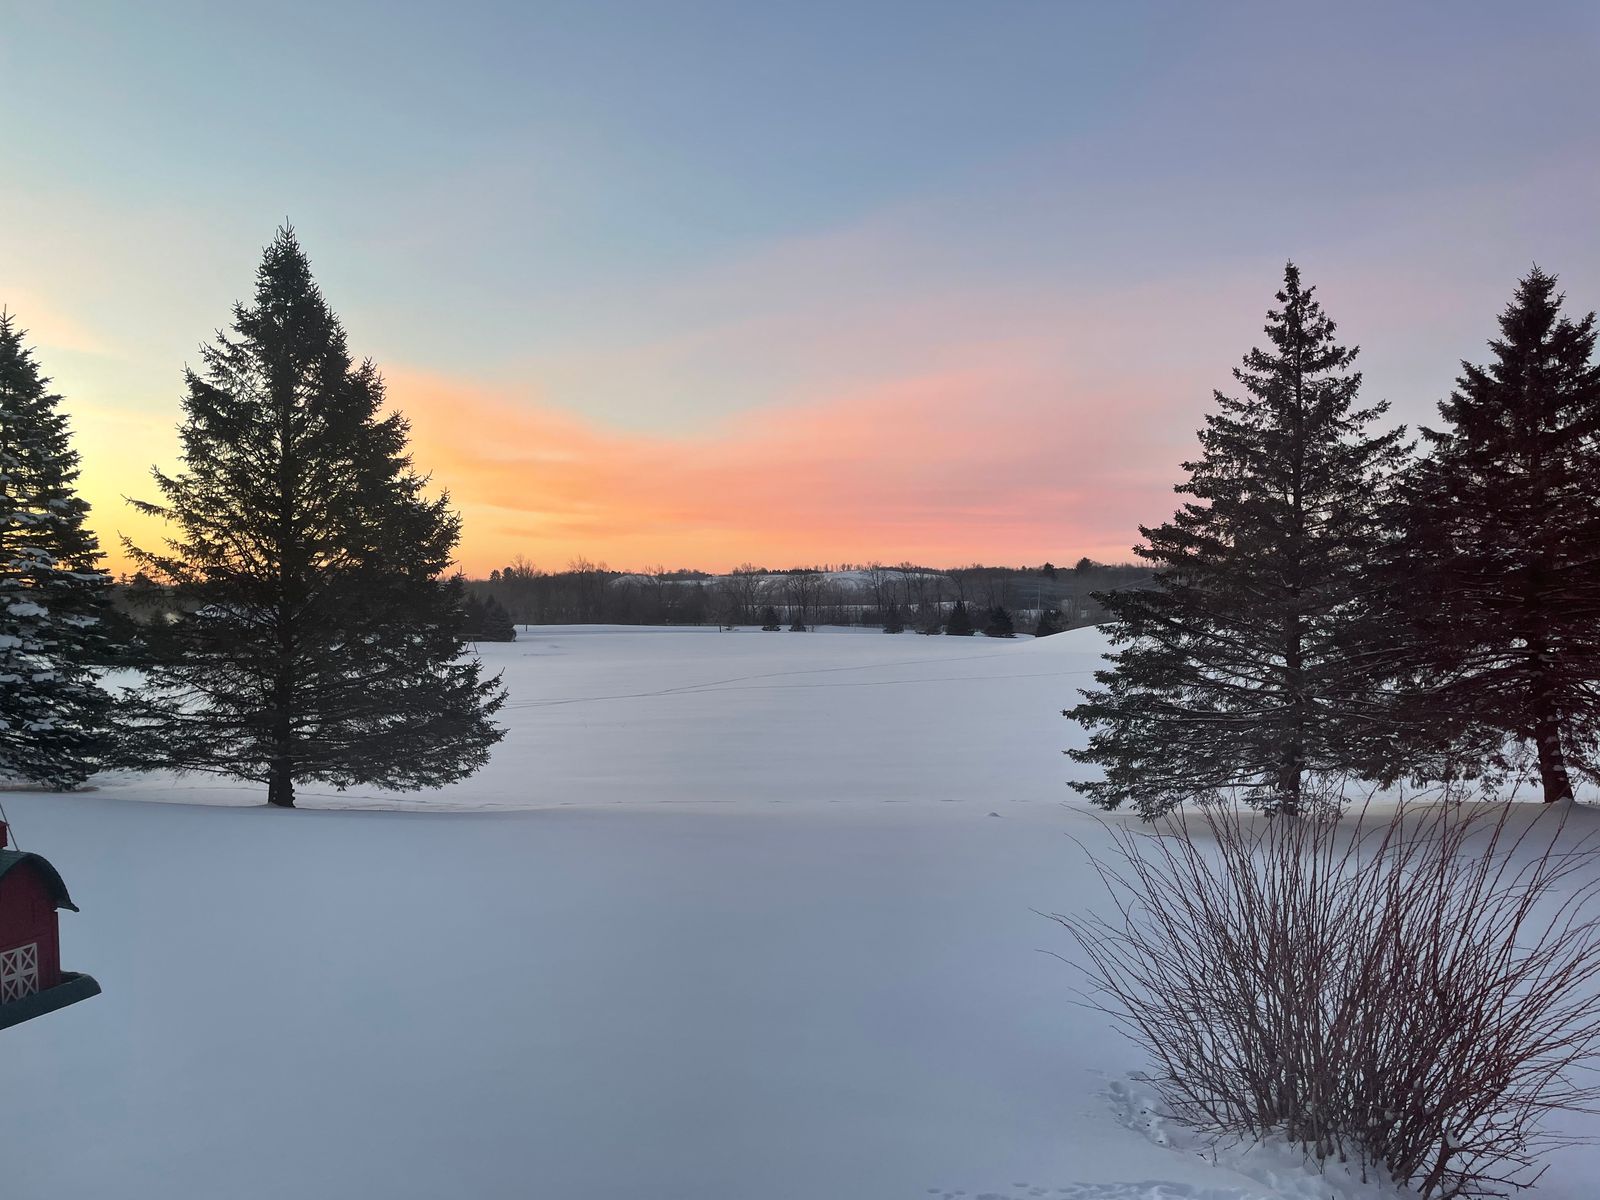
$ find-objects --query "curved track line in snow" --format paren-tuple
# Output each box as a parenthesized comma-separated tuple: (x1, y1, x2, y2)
(501, 650, 1094, 711)
(498, 646, 1026, 707)
(503, 669, 1095, 709)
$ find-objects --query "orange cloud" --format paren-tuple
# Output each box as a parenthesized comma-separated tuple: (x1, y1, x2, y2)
(80, 304, 1210, 580)
(388, 356, 1186, 575)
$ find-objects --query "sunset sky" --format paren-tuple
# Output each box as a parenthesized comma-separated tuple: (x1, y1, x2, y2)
(4, 1, 1599, 575)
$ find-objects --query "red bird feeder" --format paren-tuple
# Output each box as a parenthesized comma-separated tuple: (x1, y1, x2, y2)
(0, 821, 100, 1030)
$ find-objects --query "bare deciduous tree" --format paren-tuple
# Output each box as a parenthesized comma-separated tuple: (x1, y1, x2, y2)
(782, 570, 824, 629)
(725, 564, 766, 627)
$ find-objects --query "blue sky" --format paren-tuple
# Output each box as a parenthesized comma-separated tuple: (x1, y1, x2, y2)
(3, 1, 1598, 569)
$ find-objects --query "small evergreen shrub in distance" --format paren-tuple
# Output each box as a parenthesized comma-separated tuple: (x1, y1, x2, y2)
(945, 600, 974, 636)
(463, 592, 517, 642)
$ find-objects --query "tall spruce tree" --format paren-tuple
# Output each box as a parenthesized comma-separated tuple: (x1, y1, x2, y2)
(0, 313, 113, 787)
(1068, 265, 1407, 818)
(122, 229, 505, 807)
(1387, 268, 1600, 802)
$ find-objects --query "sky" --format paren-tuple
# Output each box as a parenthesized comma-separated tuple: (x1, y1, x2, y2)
(3, 1, 1599, 576)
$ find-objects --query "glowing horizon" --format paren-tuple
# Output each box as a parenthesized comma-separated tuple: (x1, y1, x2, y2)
(67, 355, 1176, 580)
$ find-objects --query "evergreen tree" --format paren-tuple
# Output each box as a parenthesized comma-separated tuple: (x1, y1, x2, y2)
(1387, 268, 1600, 802)
(0, 312, 113, 787)
(984, 605, 1015, 638)
(93, 595, 146, 669)
(462, 591, 517, 643)
(1068, 264, 1407, 818)
(945, 600, 975, 636)
(486, 594, 517, 641)
(121, 229, 506, 807)
(789, 614, 808, 632)
(759, 604, 781, 631)
(915, 603, 943, 635)
(1034, 608, 1065, 638)
(882, 602, 904, 633)
(120, 571, 175, 629)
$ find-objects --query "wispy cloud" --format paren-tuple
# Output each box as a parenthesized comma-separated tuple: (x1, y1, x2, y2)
(1, 288, 111, 358)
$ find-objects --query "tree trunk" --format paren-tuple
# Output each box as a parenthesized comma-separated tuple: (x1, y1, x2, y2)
(267, 761, 295, 808)
(1279, 612, 1306, 817)
(1276, 755, 1303, 817)
(1533, 711, 1574, 804)
(266, 681, 295, 807)
(1528, 632, 1574, 804)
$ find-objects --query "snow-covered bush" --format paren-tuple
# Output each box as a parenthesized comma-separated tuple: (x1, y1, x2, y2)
(1053, 800, 1600, 1198)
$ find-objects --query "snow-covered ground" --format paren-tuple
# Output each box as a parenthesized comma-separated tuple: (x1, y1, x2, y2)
(93, 622, 1098, 812)
(1, 626, 1595, 1199)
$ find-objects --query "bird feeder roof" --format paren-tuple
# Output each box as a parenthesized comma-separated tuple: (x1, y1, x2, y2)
(0, 849, 79, 912)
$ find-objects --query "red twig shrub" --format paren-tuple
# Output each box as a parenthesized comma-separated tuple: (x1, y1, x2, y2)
(1053, 800, 1600, 1198)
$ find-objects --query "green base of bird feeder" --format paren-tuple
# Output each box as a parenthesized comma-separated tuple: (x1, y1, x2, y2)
(0, 972, 102, 1031)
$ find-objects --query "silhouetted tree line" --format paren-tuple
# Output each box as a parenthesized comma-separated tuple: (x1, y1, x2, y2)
(108, 555, 1148, 636)
(458, 558, 1152, 631)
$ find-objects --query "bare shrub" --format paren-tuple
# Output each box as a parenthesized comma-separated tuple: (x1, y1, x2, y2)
(1052, 799, 1600, 1198)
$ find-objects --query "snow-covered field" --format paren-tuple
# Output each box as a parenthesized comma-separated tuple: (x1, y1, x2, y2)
(2, 626, 1596, 1199)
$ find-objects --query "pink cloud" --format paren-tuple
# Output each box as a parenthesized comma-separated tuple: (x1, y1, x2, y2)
(388, 353, 1187, 575)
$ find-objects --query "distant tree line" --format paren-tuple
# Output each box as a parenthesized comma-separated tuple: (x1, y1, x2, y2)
(460, 558, 1151, 632)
